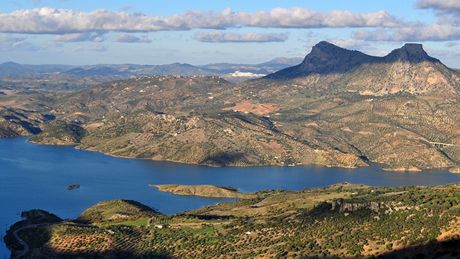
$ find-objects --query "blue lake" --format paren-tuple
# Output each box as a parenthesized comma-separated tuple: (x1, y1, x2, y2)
(2, 137, 460, 258)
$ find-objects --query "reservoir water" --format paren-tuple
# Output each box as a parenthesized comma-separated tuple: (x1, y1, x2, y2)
(2, 137, 460, 258)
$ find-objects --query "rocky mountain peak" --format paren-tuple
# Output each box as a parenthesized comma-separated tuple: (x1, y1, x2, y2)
(264, 41, 377, 79)
(264, 41, 449, 80)
(384, 43, 440, 63)
(310, 41, 345, 53)
(305, 41, 362, 62)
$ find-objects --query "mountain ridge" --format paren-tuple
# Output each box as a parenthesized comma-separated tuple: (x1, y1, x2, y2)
(265, 41, 446, 77)
(264, 41, 460, 97)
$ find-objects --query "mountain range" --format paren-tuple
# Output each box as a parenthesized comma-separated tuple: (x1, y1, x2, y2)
(2, 41, 459, 172)
(266, 41, 460, 96)
(0, 57, 303, 78)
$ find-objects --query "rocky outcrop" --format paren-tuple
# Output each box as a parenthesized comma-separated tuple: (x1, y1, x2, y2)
(330, 198, 386, 213)
(383, 43, 440, 64)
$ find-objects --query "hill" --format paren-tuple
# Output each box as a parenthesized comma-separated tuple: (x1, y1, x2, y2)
(7, 183, 460, 258)
(78, 200, 161, 224)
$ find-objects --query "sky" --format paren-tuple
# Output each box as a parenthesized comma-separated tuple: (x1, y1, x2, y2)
(1, 0, 460, 67)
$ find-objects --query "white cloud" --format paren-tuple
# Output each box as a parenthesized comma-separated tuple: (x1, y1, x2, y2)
(54, 32, 104, 42)
(0, 34, 26, 44)
(112, 33, 151, 43)
(348, 1, 460, 42)
(445, 42, 458, 48)
(326, 39, 370, 49)
(73, 44, 108, 52)
(0, 34, 41, 51)
(0, 7, 402, 35)
(352, 24, 460, 42)
(194, 32, 288, 43)
(417, 0, 460, 11)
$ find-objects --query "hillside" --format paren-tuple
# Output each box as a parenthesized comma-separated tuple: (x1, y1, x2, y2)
(0, 41, 454, 170)
(77, 200, 161, 224)
(7, 183, 460, 258)
(0, 87, 56, 138)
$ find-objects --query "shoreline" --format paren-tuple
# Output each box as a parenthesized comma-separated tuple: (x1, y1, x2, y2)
(3, 135, 458, 173)
(31, 138, 459, 173)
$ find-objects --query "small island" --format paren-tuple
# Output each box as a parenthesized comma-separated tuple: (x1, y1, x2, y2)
(149, 184, 255, 199)
(66, 184, 80, 191)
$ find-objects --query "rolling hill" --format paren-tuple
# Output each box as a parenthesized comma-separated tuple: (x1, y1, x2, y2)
(6, 41, 460, 171)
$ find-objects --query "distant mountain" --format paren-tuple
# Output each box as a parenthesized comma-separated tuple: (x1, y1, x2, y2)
(0, 62, 72, 77)
(0, 58, 301, 90)
(64, 66, 132, 77)
(63, 63, 215, 77)
(0, 57, 302, 79)
(264, 41, 460, 96)
(201, 57, 302, 74)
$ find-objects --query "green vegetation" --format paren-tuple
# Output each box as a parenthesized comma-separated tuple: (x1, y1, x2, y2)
(7, 183, 460, 258)
(98, 217, 150, 227)
(77, 200, 160, 224)
(29, 120, 86, 145)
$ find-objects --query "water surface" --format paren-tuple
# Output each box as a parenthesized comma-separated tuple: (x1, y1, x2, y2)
(2, 137, 460, 258)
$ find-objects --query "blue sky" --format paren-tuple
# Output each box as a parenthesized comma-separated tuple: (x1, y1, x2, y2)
(1, 0, 460, 67)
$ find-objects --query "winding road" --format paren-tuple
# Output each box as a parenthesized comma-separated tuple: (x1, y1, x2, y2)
(11, 223, 49, 259)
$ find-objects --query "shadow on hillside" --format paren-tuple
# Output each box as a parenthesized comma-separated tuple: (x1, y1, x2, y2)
(6, 220, 172, 259)
(298, 239, 460, 258)
(8, 226, 460, 258)
(201, 152, 246, 166)
(377, 238, 460, 258)
(32, 249, 172, 259)
(184, 214, 234, 220)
